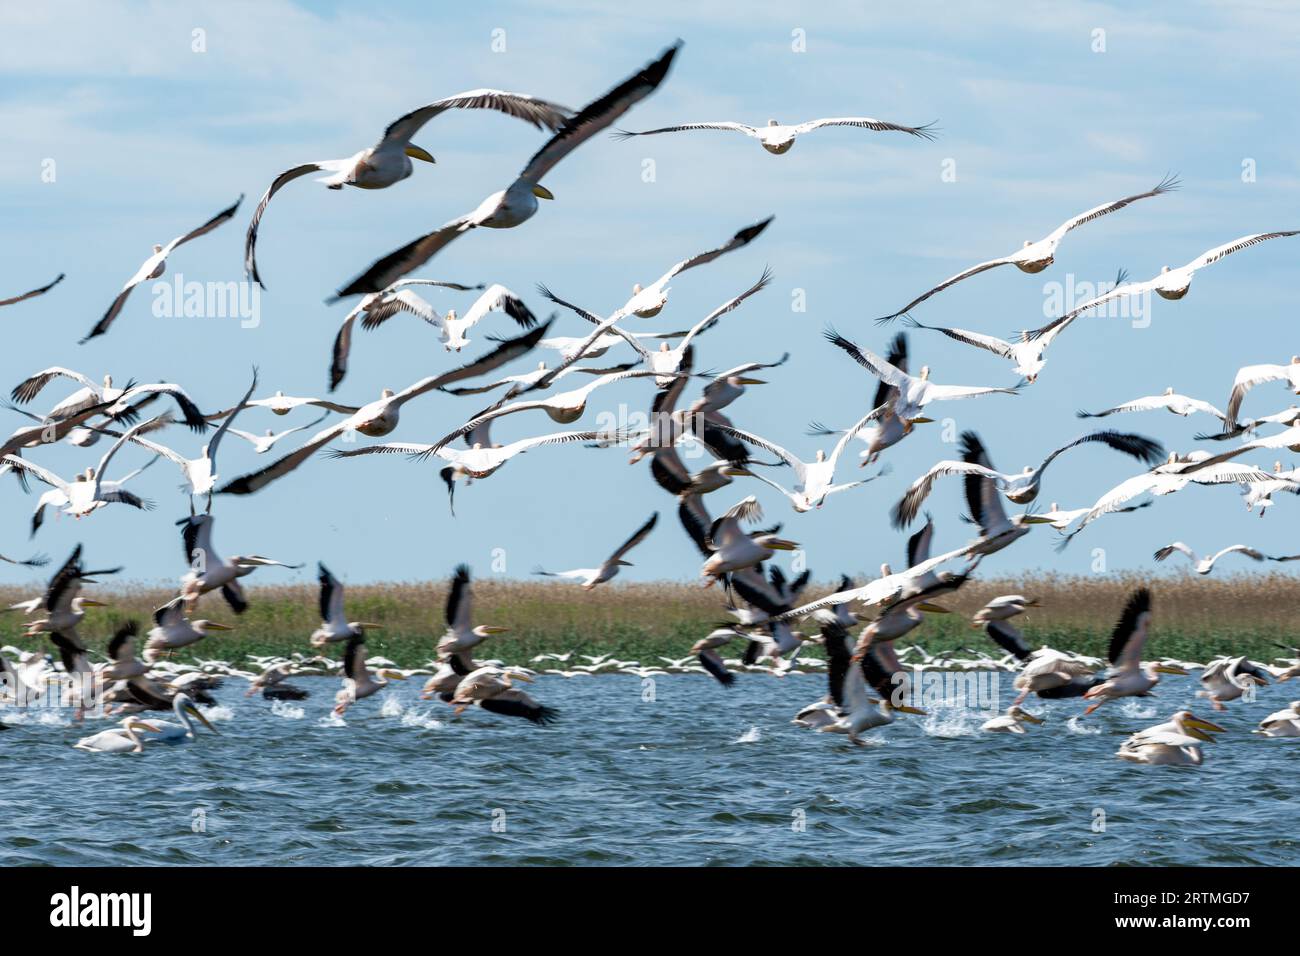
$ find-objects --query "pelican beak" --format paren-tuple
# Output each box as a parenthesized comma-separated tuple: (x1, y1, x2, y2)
(767, 539, 800, 551)
(532, 184, 555, 200)
(909, 417, 934, 425)
(917, 603, 949, 614)
(140, 722, 164, 733)
(188, 705, 219, 734)
(405, 145, 436, 164)
(80, 599, 108, 608)
(483, 625, 511, 635)
(1017, 711, 1045, 725)
(1154, 664, 1189, 676)
(737, 377, 767, 386)
(510, 672, 534, 683)
(1025, 599, 1042, 608)
(358, 623, 383, 630)
(1187, 726, 1217, 742)
(895, 705, 927, 716)
(618, 560, 635, 567)
(1187, 715, 1226, 735)
(382, 670, 408, 681)
(206, 622, 234, 631)
(1021, 515, 1056, 525)
(722, 465, 754, 478)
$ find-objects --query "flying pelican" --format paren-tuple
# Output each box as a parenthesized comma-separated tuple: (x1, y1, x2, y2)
(1154, 541, 1300, 575)
(226, 411, 328, 455)
(178, 513, 301, 613)
(901, 316, 1075, 384)
(24, 545, 116, 640)
(246, 391, 361, 416)
(449, 665, 557, 724)
(876, 176, 1177, 322)
(534, 512, 657, 589)
(10, 368, 209, 432)
(333, 635, 406, 715)
(436, 565, 510, 668)
(218, 322, 551, 495)
(329, 281, 533, 390)
(891, 429, 1164, 527)
(132, 692, 219, 742)
(82, 196, 243, 342)
(310, 563, 383, 646)
(74, 716, 164, 754)
(1198, 656, 1270, 709)
(1026, 230, 1300, 343)
(1223, 357, 1300, 427)
(1256, 701, 1300, 737)
(824, 327, 1021, 425)
(332, 43, 680, 297)
(0, 273, 64, 308)
(1240, 463, 1300, 515)
(142, 596, 233, 662)
(437, 360, 635, 400)
(1117, 710, 1223, 766)
(0, 549, 48, 569)
(1083, 589, 1188, 714)
(332, 426, 625, 514)
(981, 706, 1045, 734)
(1078, 387, 1228, 423)
(816, 639, 927, 744)
(691, 628, 742, 686)
(245, 661, 311, 700)
(614, 115, 935, 155)
(806, 333, 915, 466)
(678, 495, 798, 584)
(973, 594, 1041, 625)
(245, 90, 571, 286)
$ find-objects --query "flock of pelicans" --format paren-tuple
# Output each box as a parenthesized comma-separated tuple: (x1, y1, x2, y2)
(2, 41, 1300, 769)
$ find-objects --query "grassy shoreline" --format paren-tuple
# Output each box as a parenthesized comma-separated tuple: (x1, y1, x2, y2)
(2, 573, 1295, 667)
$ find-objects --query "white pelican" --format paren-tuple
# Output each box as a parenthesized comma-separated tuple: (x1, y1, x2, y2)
(817, 641, 926, 744)
(28, 447, 160, 538)
(2, 417, 162, 520)
(973, 594, 1041, 625)
(0, 272, 63, 307)
(711, 409, 890, 512)
(142, 596, 233, 662)
(82, 196, 243, 342)
(74, 717, 163, 754)
(246, 391, 361, 417)
(309, 563, 383, 646)
(245, 90, 571, 286)
(24, 545, 115, 640)
(1026, 230, 1300, 343)
(539, 327, 685, 365)
(545, 269, 773, 387)
(1239, 461, 1300, 515)
(133, 692, 219, 743)
(615, 115, 935, 155)
(806, 333, 915, 466)
(218, 322, 551, 495)
(1117, 711, 1222, 766)
(1224, 357, 1300, 426)
(1154, 541, 1300, 575)
(332, 44, 680, 297)
(691, 628, 741, 686)
(891, 429, 1163, 527)
(438, 359, 635, 400)
(329, 281, 533, 390)
(450, 665, 557, 724)
(981, 706, 1045, 734)
(1202, 406, 1300, 444)
(331, 425, 625, 514)
(876, 176, 1177, 322)
(534, 512, 657, 589)
(1083, 589, 1188, 714)
(824, 327, 1021, 425)
(226, 412, 328, 454)
(1079, 387, 1228, 423)
(333, 635, 406, 715)
(436, 565, 509, 668)
(1198, 656, 1270, 710)
(1256, 701, 1300, 737)
(10, 367, 209, 432)
(245, 662, 309, 700)
(678, 495, 798, 584)
(178, 513, 301, 613)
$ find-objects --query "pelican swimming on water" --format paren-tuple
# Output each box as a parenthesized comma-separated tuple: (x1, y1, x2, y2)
(74, 716, 164, 754)
(332, 44, 680, 298)
(245, 90, 571, 286)
(614, 115, 935, 155)
(132, 692, 220, 743)
(1117, 710, 1224, 766)
(1256, 701, 1300, 737)
(534, 512, 658, 589)
(981, 705, 1045, 734)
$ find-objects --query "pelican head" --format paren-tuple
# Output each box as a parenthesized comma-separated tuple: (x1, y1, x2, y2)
(1161, 265, 1171, 274)
(151, 244, 163, 254)
(767, 118, 779, 126)
(102, 374, 114, 389)
(1173, 710, 1226, 742)
(1007, 705, 1044, 725)
(815, 449, 826, 463)
(380, 388, 395, 399)
(404, 144, 436, 164)
(175, 694, 219, 735)
(532, 184, 555, 200)
(1023, 240, 1033, 248)
(632, 283, 643, 295)
(659, 341, 670, 352)
(918, 365, 931, 381)
(880, 563, 892, 577)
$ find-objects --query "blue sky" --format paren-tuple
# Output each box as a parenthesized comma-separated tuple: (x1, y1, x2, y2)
(2, 1, 1298, 590)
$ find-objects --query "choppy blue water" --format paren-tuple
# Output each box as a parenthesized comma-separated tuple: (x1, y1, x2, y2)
(3, 673, 1297, 866)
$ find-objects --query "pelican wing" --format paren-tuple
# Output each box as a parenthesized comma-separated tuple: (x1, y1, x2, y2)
(10, 366, 98, 405)
(215, 418, 351, 495)
(1107, 588, 1152, 668)
(823, 329, 912, 391)
(706, 423, 805, 479)
(893, 460, 1001, 529)
(1044, 175, 1180, 243)
(445, 564, 472, 631)
(612, 121, 756, 140)
(1185, 230, 1300, 271)
(1153, 541, 1197, 565)
(876, 258, 1013, 324)
(0, 273, 64, 307)
(331, 215, 476, 300)
(679, 267, 772, 350)
(244, 164, 336, 286)
(1226, 363, 1296, 425)
(792, 116, 937, 138)
(458, 284, 537, 331)
(380, 89, 572, 146)
(609, 512, 658, 563)
(649, 216, 774, 289)
(904, 319, 1013, 359)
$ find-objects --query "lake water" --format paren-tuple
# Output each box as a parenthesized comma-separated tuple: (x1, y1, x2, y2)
(3, 672, 1297, 865)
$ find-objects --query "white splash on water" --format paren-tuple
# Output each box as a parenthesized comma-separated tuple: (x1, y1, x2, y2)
(199, 704, 235, 723)
(380, 697, 404, 718)
(1120, 700, 1158, 719)
(734, 726, 762, 743)
(317, 713, 348, 728)
(1066, 716, 1101, 735)
(270, 699, 305, 720)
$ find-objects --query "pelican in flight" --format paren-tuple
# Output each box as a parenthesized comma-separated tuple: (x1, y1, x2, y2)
(807, 333, 915, 466)
(815, 637, 926, 744)
(1224, 357, 1300, 427)
(678, 495, 799, 584)
(28, 452, 158, 537)
(333, 635, 406, 716)
(534, 512, 657, 589)
(0, 272, 63, 308)
(614, 115, 935, 155)
(178, 514, 300, 613)
(824, 327, 1021, 425)
(82, 196, 243, 343)
(1078, 387, 1228, 423)
(1154, 541, 1300, 575)
(24, 545, 115, 641)
(245, 90, 571, 286)
(900, 316, 1070, 384)
(1083, 589, 1188, 714)
(876, 176, 1177, 322)
(436, 565, 510, 668)
(10, 368, 209, 432)
(973, 594, 1041, 625)
(74, 717, 164, 754)
(1198, 656, 1270, 710)
(891, 429, 1164, 527)
(981, 705, 1045, 734)
(218, 322, 551, 495)
(142, 596, 233, 662)
(450, 665, 557, 725)
(226, 411, 328, 455)
(0, 549, 48, 568)
(332, 43, 680, 298)
(1026, 230, 1300, 343)
(1256, 701, 1300, 737)
(1117, 710, 1224, 766)
(310, 563, 383, 646)
(246, 391, 361, 417)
